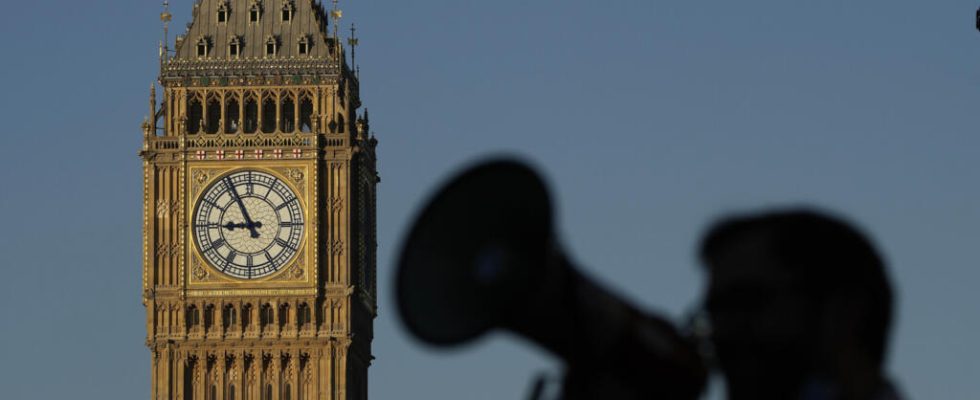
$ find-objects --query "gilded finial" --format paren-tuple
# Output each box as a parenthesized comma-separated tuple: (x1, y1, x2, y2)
(160, 1, 172, 23)
(331, 0, 342, 38)
(160, 1, 172, 62)
(348, 23, 359, 74)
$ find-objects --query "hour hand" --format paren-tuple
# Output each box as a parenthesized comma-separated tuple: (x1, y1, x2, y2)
(223, 221, 263, 232)
(223, 221, 248, 231)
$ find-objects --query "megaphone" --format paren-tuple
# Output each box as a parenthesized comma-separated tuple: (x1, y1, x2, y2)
(396, 159, 706, 399)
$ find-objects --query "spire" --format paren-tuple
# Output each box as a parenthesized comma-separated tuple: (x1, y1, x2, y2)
(161, 0, 356, 80)
(331, 0, 343, 39)
(160, 1, 172, 63)
(150, 84, 157, 133)
(356, 108, 370, 141)
(348, 23, 359, 77)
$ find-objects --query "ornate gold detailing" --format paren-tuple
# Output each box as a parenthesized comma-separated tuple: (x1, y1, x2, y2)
(272, 254, 305, 281)
(187, 288, 316, 297)
(192, 170, 211, 195)
(170, 200, 180, 216)
(147, 7, 376, 399)
(189, 132, 313, 151)
(329, 239, 344, 256)
(287, 168, 304, 183)
(194, 170, 209, 184)
(271, 167, 306, 192)
(156, 199, 169, 219)
(161, 59, 341, 81)
(329, 196, 343, 213)
(156, 242, 180, 258)
(193, 258, 210, 281)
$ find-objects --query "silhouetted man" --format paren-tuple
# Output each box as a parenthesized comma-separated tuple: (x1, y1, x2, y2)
(698, 209, 903, 400)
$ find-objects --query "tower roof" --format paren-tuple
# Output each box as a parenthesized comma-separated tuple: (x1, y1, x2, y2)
(162, 0, 347, 80)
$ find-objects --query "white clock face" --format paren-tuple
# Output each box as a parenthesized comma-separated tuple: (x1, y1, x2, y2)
(193, 170, 304, 279)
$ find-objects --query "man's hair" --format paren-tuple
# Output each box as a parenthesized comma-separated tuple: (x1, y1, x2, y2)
(699, 208, 894, 366)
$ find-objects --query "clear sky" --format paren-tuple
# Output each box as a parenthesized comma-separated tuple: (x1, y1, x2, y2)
(0, 1, 977, 398)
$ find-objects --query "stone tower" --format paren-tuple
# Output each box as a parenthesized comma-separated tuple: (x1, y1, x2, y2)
(140, 1, 377, 399)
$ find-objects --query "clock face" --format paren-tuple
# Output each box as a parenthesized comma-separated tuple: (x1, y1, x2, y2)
(193, 170, 305, 279)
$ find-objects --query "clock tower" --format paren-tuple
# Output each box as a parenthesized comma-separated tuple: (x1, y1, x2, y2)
(140, 1, 378, 399)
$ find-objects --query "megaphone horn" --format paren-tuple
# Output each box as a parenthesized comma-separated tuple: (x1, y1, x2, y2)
(396, 159, 706, 399)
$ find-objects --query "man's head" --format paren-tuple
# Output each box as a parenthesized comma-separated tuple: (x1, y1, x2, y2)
(699, 209, 893, 399)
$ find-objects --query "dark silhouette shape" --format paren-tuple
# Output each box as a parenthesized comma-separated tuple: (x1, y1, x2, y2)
(396, 159, 904, 399)
(698, 209, 901, 400)
(396, 159, 705, 399)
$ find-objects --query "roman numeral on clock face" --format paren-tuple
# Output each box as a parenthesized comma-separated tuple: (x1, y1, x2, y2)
(276, 197, 298, 210)
(194, 170, 304, 280)
(202, 198, 225, 212)
(207, 238, 225, 251)
(276, 238, 297, 251)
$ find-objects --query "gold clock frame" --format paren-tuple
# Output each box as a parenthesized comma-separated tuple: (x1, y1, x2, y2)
(184, 160, 318, 297)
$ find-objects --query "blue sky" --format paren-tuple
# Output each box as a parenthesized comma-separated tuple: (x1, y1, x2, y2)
(0, 1, 978, 398)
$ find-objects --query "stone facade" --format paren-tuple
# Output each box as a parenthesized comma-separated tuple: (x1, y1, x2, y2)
(141, 2, 377, 399)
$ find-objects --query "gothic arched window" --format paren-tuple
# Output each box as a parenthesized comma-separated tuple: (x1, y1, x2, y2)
(280, 95, 295, 132)
(244, 96, 258, 134)
(249, 1, 262, 23)
(217, 2, 230, 24)
(265, 36, 279, 57)
(197, 37, 211, 57)
(278, 303, 290, 330)
(261, 97, 276, 133)
(225, 96, 240, 133)
(260, 304, 274, 326)
(204, 305, 215, 330)
(223, 304, 237, 328)
(187, 98, 203, 134)
(297, 303, 311, 329)
(297, 36, 310, 55)
(241, 304, 253, 329)
(281, 1, 295, 22)
(206, 97, 221, 134)
(187, 305, 200, 328)
(229, 36, 242, 59)
(299, 97, 314, 133)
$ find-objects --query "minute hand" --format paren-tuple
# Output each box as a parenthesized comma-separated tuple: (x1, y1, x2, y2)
(224, 177, 260, 238)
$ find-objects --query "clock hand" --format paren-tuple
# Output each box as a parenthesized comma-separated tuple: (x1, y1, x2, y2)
(223, 221, 264, 232)
(224, 177, 261, 238)
(224, 221, 244, 231)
